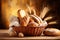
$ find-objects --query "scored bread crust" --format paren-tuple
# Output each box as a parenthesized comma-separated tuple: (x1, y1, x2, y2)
(30, 15, 41, 24)
(17, 9, 30, 26)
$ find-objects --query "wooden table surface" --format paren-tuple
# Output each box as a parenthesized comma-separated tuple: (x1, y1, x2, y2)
(0, 29, 60, 40)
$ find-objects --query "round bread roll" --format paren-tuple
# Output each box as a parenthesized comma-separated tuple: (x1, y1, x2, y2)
(43, 28, 60, 36)
(18, 33, 24, 37)
(27, 22, 39, 27)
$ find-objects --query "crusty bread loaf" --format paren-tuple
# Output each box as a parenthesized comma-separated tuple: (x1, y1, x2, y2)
(17, 9, 30, 26)
(20, 15, 30, 26)
(43, 28, 60, 36)
(17, 9, 27, 19)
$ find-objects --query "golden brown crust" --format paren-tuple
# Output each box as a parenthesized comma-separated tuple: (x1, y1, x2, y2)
(43, 28, 60, 36)
(27, 22, 39, 27)
(30, 15, 41, 24)
(17, 9, 27, 20)
(18, 33, 24, 37)
(34, 15, 43, 23)
(29, 18, 35, 23)
(20, 15, 30, 26)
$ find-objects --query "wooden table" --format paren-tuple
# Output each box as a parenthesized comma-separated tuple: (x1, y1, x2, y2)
(0, 29, 60, 40)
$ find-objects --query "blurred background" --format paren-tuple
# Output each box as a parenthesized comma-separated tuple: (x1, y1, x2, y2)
(0, 0, 60, 29)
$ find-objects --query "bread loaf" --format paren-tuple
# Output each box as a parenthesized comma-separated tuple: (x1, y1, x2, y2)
(43, 28, 60, 36)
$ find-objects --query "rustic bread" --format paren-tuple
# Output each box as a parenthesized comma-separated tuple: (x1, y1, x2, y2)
(43, 28, 60, 36)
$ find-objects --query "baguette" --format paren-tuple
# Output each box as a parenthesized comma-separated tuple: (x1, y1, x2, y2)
(43, 28, 60, 36)
(17, 9, 27, 20)
(20, 15, 30, 26)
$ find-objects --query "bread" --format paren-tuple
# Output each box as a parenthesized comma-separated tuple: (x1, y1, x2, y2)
(20, 15, 30, 26)
(34, 15, 43, 23)
(43, 28, 60, 36)
(17, 9, 27, 20)
(27, 22, 39, 27)
(18, 33, 24, 37)
(17, 9, 30, 26)
(30, 15, 41, 24)
(29, 18, 35, 22)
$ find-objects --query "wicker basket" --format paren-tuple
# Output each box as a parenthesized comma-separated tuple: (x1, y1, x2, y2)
(13, 26, 46, 36)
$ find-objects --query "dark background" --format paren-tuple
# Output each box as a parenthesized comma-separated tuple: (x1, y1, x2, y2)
(45, 0, 60, 29)
(0, 0, 6, 29)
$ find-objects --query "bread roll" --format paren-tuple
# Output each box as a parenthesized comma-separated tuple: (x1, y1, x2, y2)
(27, 22, 39, 27)
(30, 15, 41, 24)
(43, 28, 60, 36)
(18, 33, 24, 37)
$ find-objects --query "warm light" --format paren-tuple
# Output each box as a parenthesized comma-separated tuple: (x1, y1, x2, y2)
(1, 0, 29, 28)
(26, 4, 36, 15)
(19, 10, 26, 18)
(26, 4, 31, 14)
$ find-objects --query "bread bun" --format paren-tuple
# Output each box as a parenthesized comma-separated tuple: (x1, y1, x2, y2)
(27, 22, 39, 27)
(18, 33, 24, 37)
(43, 28, 60, 36)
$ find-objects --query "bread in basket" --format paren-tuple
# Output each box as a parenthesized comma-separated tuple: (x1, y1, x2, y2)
(8, 9, 48, 37)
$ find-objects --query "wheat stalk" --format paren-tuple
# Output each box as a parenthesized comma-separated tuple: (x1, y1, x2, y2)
(48, 21, 57, 25)
(40, 7, 50, 19)
(44, 16, 53, 21)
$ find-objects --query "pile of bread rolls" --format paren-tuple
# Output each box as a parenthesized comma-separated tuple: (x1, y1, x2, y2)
(17, 9, 48, 27)
(9, 9, 48, 37)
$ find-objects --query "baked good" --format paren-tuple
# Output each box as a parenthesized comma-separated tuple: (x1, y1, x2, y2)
(27, 22, 39, 27)
(18, 33, 24, 37)
(43, 28, 60, 36)
(30, 15, 41, 24)
(20, 15, 30, 26)
(17, 9, 30, 26)
(17, 9, 26, 19)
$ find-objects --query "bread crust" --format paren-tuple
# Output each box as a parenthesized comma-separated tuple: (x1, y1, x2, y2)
(43, 28, 60, 36)
(20, 15, 30, 26)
